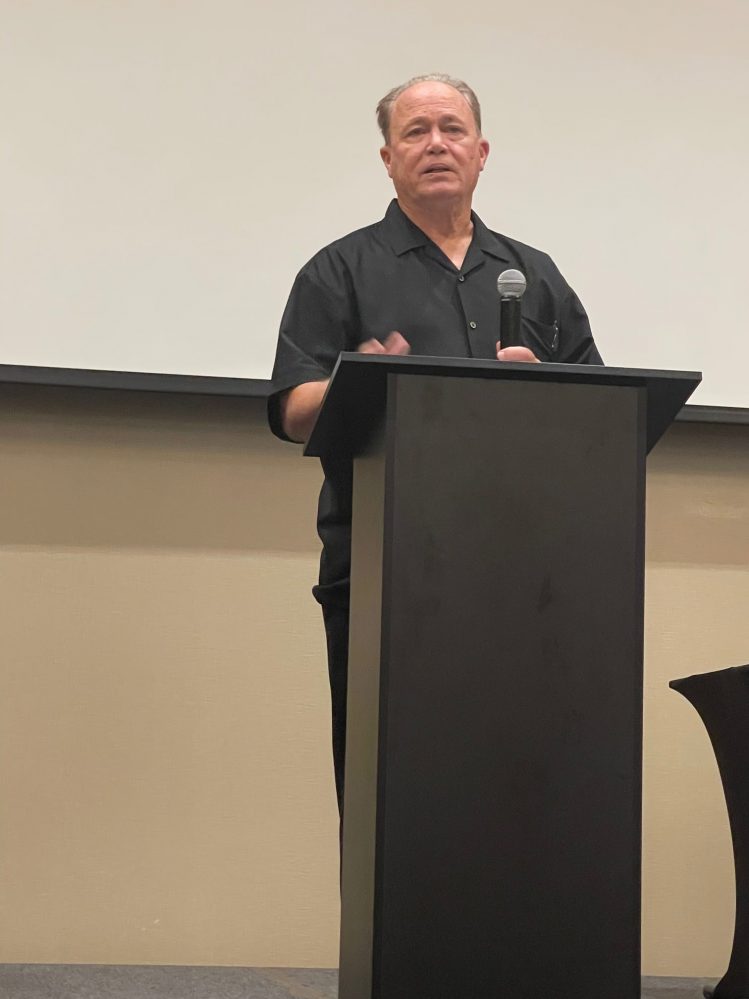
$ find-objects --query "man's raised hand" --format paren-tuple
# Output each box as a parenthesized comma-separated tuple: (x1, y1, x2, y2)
(357, 331, 411, 355)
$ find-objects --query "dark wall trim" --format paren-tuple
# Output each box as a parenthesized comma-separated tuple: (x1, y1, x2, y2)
(675, 404, 749, 425)
(1, 364, 747, 424)
(0, 363, 270, 398)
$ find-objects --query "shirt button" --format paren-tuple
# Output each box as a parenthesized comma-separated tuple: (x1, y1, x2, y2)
(458, 274, 465, 282)
(469, 321, 477, 329)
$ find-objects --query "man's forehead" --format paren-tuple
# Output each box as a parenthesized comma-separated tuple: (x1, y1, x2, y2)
(391, 81, 473, 121)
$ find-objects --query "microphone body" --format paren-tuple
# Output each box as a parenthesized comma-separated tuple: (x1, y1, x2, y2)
(497, 269, 527, 349)
(499, 296, 522, 349)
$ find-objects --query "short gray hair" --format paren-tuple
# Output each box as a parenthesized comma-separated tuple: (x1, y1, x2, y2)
(376, 74, 482, 143)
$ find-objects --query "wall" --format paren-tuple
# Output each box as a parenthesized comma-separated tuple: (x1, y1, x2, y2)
(4, 0, 748, 408)
(643, 419, 748, 974)
(0, 385, 338, 967)
(0, 384, 747, 973)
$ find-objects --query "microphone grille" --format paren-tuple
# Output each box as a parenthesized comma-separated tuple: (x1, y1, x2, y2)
(497, 268, 527, 298)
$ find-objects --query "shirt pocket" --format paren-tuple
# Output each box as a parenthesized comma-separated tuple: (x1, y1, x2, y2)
(521, 316, 559, 361)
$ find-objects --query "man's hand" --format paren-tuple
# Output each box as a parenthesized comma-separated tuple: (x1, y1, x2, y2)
(358, 331, 411, 355)
(280, 333, 411, 443)
(496, 342, 540, 363)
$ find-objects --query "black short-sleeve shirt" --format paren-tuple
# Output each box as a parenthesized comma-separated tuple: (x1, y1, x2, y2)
(269, 200, 603, 606)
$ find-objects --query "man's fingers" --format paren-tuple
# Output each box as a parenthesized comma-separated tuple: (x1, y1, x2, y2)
(358, 332, 411, 355)
(357, 338, 387, 354)
(383, 331, 411, 355)
(496, 342, 540, 363)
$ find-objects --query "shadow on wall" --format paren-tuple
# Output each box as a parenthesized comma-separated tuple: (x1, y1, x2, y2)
(0, 384, 322, 553)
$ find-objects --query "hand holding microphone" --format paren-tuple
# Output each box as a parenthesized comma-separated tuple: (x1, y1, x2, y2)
(495, 269, 539, 363)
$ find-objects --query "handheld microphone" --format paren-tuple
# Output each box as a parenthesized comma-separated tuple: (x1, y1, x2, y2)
(497, 269, 527, 349)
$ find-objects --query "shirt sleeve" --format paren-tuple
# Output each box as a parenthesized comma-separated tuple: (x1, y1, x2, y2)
(267, 248, 358, 440)
(557, 283, 603, 365)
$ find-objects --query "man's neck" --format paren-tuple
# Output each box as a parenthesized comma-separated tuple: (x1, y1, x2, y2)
(398, 197, 474, 245)
(398, 198, 474, 269)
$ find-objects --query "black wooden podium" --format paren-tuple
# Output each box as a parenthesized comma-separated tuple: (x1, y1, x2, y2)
(306, 355, 700, 999)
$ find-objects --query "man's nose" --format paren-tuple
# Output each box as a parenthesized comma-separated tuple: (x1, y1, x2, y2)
(426, 127, 447, 151)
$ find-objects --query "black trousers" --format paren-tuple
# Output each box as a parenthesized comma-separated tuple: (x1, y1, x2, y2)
(321, 601, 349, 822)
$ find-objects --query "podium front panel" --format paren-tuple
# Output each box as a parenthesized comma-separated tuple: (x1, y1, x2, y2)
(340, 374, 646, 999)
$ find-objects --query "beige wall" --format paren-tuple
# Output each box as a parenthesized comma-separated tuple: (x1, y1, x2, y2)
(643, 420, 749, 975)
(0, 385, 338, 967)
(0, 384, 747, 974)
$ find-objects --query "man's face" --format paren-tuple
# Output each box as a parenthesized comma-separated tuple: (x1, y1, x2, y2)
(380, 81, 490, 209)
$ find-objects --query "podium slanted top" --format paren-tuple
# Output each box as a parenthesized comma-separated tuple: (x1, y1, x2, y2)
(304, 353, 700, 460)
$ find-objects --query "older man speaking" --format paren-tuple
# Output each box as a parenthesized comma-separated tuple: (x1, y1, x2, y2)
(268, 73, 602, 820)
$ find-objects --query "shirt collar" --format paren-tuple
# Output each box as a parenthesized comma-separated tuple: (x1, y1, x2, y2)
(470, 211, 511, 263)
(382, 200, 430, 255)
(382, 199, 510, 263)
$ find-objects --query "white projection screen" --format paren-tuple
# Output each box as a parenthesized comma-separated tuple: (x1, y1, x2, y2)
(1, 0, 748, 411)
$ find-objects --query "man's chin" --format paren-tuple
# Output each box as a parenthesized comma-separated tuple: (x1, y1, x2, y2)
(421, 174, 458, 188)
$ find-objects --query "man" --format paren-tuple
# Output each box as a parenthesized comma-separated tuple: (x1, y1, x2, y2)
(268, 73, 602, 819)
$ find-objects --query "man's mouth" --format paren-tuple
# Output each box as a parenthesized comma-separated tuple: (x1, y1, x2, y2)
(423, 164, 452, 174)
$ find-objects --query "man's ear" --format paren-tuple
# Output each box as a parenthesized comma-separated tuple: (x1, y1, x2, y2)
(380, 145, 393, 178)
(479, 138, 490, 172)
